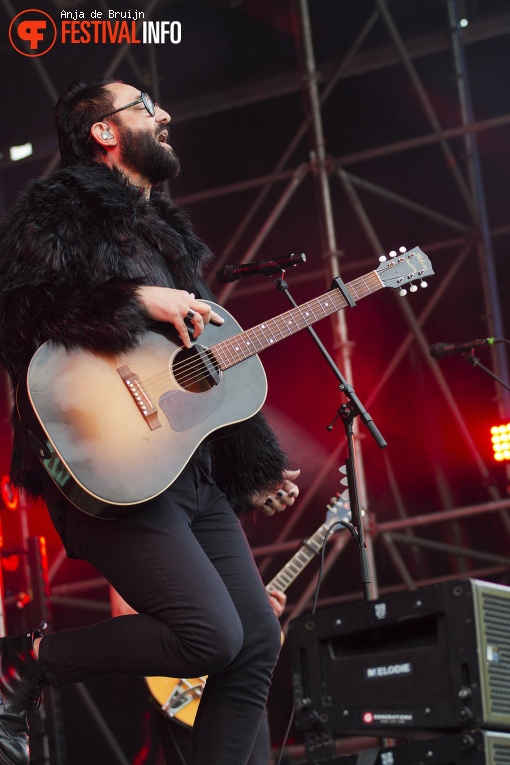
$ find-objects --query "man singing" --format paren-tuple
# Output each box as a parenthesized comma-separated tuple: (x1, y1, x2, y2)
(0, 78, 299, 765)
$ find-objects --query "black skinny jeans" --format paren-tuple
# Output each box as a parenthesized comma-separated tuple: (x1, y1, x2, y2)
(38, 465, 282, 765)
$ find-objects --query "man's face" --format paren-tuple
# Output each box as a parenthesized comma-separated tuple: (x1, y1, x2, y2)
(105, 83, 180, 185)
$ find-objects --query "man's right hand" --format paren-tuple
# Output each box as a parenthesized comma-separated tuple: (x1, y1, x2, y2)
(137, 286, 224, 348)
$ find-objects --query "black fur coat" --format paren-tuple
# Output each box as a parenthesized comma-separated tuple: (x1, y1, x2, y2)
(0, 161, 288, 514)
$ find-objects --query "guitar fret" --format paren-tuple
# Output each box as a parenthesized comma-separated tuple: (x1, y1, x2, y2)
(268, 317, 287, 341)
(308, 537, 324, 553)
(304, 538, 322, 553)
(211, 346, 228, 367)
(316, 297, 330, 318)
(295, 302, 316, 327)
(354, 273, 377, 298)
(244, 329, 265, 354)
(260, 323, 278, 346)
(346, 280, 360, 301)
(295, 551, 312, 567)
(225, 339, 249, 363)
(281, 312, 299, 334)
(289, 550, 313, 572)
(218, 339, 236, 367)
(269, 573, 293, 592)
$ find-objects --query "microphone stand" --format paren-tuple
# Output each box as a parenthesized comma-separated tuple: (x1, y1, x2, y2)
(462, 349, 510, 392)
(265, 267, 387, 602)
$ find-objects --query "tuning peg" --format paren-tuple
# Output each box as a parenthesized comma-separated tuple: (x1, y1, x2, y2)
(389, 250, 396, 258)
(379, 255, 387, 262)
(420, 280, 428, 288)
(399, 288, 407, 296)
(399, 246, 407, 253)
(410, 284, 418, 292)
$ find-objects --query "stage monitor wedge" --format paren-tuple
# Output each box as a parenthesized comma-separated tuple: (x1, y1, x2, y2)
(289, 579, 510, 736)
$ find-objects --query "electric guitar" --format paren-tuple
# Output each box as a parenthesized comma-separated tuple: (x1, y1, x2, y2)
(145, 493, 351, 727)
(18, 247, 432, 518)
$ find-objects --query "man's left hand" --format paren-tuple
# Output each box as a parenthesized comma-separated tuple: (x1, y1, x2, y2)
(250, 469, 300, 516)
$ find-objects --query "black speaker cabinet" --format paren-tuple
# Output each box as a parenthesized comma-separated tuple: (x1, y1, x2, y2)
(288, 579, 510, 736)
(306, 730, 510, 765)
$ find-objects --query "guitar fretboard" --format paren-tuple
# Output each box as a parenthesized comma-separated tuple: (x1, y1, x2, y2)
(211, 270, 382, 370)
(265, 522, 334, 594)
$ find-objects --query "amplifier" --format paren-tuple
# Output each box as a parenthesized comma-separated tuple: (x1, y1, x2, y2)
(304, 730, 510, 765)
(288, 579, 510, 736)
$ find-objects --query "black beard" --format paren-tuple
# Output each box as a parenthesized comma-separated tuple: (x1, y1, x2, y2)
(118, 124, 180, 185)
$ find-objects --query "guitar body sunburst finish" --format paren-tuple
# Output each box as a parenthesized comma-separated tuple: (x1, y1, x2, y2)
(23, 303, 267, 518)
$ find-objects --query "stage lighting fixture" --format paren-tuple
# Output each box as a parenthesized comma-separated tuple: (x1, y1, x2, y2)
(9, 143, 33, 162)
(490, 423, 510, 462)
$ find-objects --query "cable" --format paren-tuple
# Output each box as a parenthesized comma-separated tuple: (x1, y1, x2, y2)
(311, 520, 358, 614)
(275, 704, 295, 765)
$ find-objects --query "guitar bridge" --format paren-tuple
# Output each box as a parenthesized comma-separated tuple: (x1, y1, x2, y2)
(117, 364, 161, 430)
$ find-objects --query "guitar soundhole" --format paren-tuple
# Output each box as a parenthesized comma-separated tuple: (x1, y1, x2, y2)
(172, 345, 221, 393)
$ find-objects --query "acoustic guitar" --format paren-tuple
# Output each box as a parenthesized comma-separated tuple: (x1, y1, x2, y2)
(18, 247, 432, 518)
(146, 493, 351, 726)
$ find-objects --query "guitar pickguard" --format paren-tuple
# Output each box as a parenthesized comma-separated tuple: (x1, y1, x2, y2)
(159, 377, 226, 432)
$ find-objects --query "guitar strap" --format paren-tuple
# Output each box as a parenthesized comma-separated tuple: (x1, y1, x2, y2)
(193, 277, 217, 303)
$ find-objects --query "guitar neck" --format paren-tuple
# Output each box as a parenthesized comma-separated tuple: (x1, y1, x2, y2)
(211, 270, 383, 370)
(265, 522, 332, 594)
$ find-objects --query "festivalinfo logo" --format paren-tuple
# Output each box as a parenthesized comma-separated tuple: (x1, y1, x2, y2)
(9, 7, 181, 57)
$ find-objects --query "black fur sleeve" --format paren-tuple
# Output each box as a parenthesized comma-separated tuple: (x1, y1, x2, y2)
(0, 175, 150, 380)
(210, 412, 290, 515)
(0, 267, 148, 381)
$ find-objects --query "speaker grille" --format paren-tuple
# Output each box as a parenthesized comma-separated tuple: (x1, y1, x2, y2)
(493, 743, 510, 765)
(482, 593, 510, 717)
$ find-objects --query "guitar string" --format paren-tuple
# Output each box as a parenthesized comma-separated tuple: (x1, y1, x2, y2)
(139, 274, 378, 382)
(140, 270, 385, 389)
(140, 294, 349, 385)
(140, 269, 383, 386)
(138, 273, 387, 398)
(136, 261, 419, 398)
(140, 281, 379, 395)
(134, 264, 422, 399)
(140, 297, 350, 397)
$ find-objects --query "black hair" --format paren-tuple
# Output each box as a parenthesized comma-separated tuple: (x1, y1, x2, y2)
(54, 78, 122, 167)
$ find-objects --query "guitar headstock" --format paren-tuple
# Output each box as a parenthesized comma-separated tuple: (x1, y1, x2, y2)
(325, 494, 351, 528)
(376, 246, 433, 295)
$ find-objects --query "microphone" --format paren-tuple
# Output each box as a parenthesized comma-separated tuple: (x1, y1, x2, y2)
(216, 253, 306, 283)
(429, 338, 503, 359)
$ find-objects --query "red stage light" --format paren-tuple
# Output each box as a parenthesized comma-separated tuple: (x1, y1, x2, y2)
(0, 475, 18, 510)
(490, 424, 510, 462)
